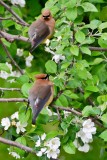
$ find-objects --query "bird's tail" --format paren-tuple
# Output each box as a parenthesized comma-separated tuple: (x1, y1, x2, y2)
(32, 104, 44, 125)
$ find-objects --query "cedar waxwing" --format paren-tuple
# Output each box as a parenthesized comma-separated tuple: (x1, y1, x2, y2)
(28, 74, 54, 124)
(28, 9, 55, 52)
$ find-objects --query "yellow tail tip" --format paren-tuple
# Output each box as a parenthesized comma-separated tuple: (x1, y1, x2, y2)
(32, 124, 36, 127)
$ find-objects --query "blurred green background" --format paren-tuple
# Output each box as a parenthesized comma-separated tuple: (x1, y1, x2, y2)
(0, 0, 107, 159)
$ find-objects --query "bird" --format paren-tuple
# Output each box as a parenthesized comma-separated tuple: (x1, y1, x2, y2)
(28, 73, 54, 124)
(28, 9, 55, 52)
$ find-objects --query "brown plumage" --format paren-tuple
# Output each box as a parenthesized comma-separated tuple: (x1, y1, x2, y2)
(28, 74, 54, 124)
(28, 9, 55, 52)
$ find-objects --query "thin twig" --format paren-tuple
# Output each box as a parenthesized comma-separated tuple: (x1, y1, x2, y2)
(0, 136, 36, 155)
(0, 31, 29, 43)
(0, 88, 21, 91)
(56, 108, 61, 121)
(89, 47, 107, 51)
(0, 39, 24, 75)
(0, 0, 29, 26)
(0, 98, 28, 102)
(0, 17, 12, 20)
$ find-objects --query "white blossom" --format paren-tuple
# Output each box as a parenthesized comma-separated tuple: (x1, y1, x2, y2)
(74, 119, 96, 153)
(46, 106, 53, 116)
(8, 79, 15, 83)
(56, 36, 62, 41)
(11, 112, 19, 120)
(25, 54, 33, 67)
(63, 110, 71, 118)
(36, 151, 43, 157)
(45, 137, 60, 150)
(76, 129, 92, 143)
(11, 0, 25, 7)
(45, 47, 55, 55)
(16, 121, 27, 134)
(82, 119, 96, 134)
(10, 71, 21, 77)
(52, 54, 65, 63)
(46, 148, 60, 159)
(0, 71, 9, 79)
(41, 133, 46, 141)
(1, 117, 11, 130)
(45, 39, 50, 46)
(9, 151, 20, 159)
(17, 49, 23, 57)
(46, 106, 57, 116)
(36, 148, 47, 157)
(78, 143, 90, 153)
(35, 138, 41, 147)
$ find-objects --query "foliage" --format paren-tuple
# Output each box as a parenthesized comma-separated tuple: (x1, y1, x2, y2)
(1, 0, 107, 159)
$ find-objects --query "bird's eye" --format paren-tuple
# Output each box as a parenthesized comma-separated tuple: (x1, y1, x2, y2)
(43, 14, 50, 18)
(41, 74, 49, 80)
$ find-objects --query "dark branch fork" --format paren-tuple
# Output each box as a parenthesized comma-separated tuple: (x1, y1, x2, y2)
(0, 0, 29, 26)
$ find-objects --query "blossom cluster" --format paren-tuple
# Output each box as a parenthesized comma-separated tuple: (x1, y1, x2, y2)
(45, 36, 65, 64)
(0, 62, 21, 82)
(74, 119, 96, 152)
(10, 0, 26, 7)
(1, 112, 27, 134)
(35, 133, 60, 159)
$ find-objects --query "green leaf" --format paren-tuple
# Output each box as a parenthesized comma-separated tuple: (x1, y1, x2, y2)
(61, 62, 71, 69)
(75, 30, 85, 43)
(0, 63, 10, 73)
(19, 106, 31, 124)
(101, 33, 107, 40)
(98, 37, 107, 48)
(45, 60, 57, 73)
(2, 20, 14, 28)
(99, 22, 107, 32)
(56, 95, 68, 107)
(63, 141, 76, 154)
(16, 137, 26, 145)
(101, 113, 107, 124)
(97, 95, 107, 103)
(46, 131, 60, 140)
(85, 85, 99, 92)
(63, 90, 79, 99)
(82, 105, 96, 117)
(70, 45, 79, 56)
(99, 130, 107, 141)
(21, 83, 32, 97)
(66, 0, 77, 8)
(90, 58, 103, 65)
(81, 2, 98, 12)
(80, 46, 91, 55)
(17, 75, 29, 84)
(65, 7, 77, 21)
(89, 19, 101, 30)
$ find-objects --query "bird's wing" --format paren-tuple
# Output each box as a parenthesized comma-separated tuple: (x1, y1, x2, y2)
(32, 85, 52, 124)
(29, 20, 50, 52)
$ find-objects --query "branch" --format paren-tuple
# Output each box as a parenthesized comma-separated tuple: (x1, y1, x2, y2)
(0, 98, 103, 127)
(0, 136, 36, 155)
(0, 98, 28, 102)
(0, 88, 21, 91)
(0, 0, 29, 26)
(0, 39, 24, 75)
(0, 31, 29, 43)
(89, 47, 107, 51)
(53, 105, 82, 116)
